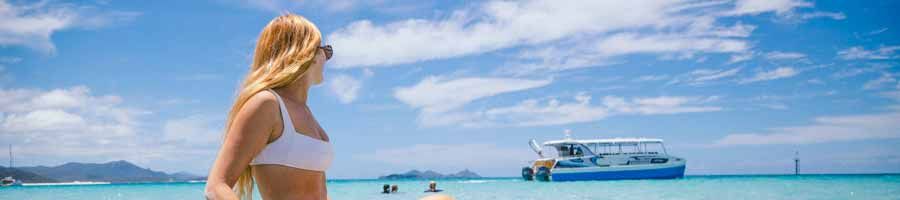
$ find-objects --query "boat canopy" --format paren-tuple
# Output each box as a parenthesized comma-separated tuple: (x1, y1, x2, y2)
(543, 137, 663, 146)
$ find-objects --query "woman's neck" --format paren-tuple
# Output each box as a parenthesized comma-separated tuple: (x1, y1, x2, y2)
(275, 78, 310, 105)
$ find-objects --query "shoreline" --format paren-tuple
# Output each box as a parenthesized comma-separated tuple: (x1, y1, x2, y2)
(5, 173, 899, 186)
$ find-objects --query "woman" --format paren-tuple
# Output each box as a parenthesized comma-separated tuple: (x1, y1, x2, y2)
(205, 13, 334, 200)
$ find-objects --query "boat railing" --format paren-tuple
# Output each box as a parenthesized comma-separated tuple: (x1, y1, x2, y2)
(597, 152, 658, 156)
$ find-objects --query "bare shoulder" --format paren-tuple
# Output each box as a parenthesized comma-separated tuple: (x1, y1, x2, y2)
(243, 90, 279, 114)
(228, 90, 281, 140)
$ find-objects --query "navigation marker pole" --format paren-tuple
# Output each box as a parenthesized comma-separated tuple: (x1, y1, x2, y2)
(794, 151, 799, 175)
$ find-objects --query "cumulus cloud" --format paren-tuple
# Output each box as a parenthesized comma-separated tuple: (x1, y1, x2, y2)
(0, 86, 146, 157)
(0, 0, 140, 53)
(0, 86, 224, 173)
(328, 74, 363, 104)
(330, 1, 675, 68)
(327, 0, 830, 70)
(739, 67, 799, 84)
(714, 108, 900, 146)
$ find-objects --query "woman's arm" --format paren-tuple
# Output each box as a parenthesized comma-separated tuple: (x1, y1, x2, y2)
(205, 92, 280, 200)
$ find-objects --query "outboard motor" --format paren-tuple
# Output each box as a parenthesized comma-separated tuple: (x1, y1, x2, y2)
(521, 167, 534, 181)
(535, 166, 551, 182)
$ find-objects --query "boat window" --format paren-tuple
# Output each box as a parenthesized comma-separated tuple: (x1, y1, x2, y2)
(621, 144, 638, 154)
(642, 143, 664, 154)
(552, 144, 587, 157)
(572, 146, 583, 156)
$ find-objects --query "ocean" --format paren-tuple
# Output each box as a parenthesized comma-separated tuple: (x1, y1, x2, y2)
(2, 174, 899, 200)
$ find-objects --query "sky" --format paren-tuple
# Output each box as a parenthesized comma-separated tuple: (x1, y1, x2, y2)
(0, 0, 899, 179)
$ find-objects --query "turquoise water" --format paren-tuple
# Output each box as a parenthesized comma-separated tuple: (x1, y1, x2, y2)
(2, 174, 899, 200)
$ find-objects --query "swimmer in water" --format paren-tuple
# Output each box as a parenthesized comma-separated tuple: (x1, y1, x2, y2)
(425, 181, 442, 193)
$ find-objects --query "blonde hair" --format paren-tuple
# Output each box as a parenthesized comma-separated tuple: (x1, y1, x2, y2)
(226, 13, 322, 200)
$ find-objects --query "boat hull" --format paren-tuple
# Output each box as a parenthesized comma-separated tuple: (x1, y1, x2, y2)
(549, 162, 685, 181)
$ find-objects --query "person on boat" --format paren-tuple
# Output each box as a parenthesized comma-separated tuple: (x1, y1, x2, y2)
(391, 184, 399, 193)
(382, 184, 391, 194)
(425, 181, 443, 192)
(205, 13, 335, 200)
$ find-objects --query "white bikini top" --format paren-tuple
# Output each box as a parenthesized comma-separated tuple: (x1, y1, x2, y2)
(250, 90, 334, 172)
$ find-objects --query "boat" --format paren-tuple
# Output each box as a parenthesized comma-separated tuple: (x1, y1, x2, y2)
(2, 144, 21, 187)
(522, 133, 686, 181)
(1, 176, 17, 186)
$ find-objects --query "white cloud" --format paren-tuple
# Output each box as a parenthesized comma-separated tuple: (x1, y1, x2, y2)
(831, 63, 891, 79)
(800, 11, 846, 20)
(604, 95, 723, 115)
(764, 51, 807, 60)
(667, 67, 742, 86)
(591, 33, 748, 57)
(837, 45, 900, 60)
(329, 1, 679, 68)
(353, 143, 533, 171)
(727, 53, 754, 64)
(692, 68, 743, 82)
(883, 91, 900, 101)
(163, 115, 222, 146)
(726, 0, 812, 16)
(329, 0, 828, 69)
(480, 93, 610, 127)
(232, 0, 427, 13)
(633, 75, 669, 82)
(0, 0, 140, 53)
(714, 108, 900, 146)
(407, 92, 722, 128)
(505, 33, 750, 75)
(0, 86, 222, 174)
(394, 76, 551, 113)
(328, 74, 362, 104)
(739, 67, 799, 84)
(868, 28, 888, 35)
(863, 73, 897, 90)
(0, 86, 146, 156)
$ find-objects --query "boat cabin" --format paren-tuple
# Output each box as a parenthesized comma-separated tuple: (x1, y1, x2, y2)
(541, 138, 669, 158)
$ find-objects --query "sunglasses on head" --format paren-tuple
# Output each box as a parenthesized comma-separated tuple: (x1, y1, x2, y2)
(319, 45, 333, 60)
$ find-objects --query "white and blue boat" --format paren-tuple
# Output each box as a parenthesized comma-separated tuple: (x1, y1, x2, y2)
(522, 135, 685, 181)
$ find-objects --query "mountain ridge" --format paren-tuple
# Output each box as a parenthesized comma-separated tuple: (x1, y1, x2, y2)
(378, 169, 481, 179)
(13, 160, 204, 183)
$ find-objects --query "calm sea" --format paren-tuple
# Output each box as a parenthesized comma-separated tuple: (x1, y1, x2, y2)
(2, 174, 899, 200)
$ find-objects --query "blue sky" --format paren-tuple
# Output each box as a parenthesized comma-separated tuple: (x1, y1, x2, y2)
(1, 0, 899, 179)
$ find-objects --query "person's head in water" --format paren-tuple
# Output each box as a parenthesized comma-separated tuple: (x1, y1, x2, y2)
(382, 184, 390, 193)
(391, 184, 399, 193)
(428, 181, 437, 192)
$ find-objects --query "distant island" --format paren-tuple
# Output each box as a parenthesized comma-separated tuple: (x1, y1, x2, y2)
(378, 169, 481, 179)
(0, 160, 205, 183)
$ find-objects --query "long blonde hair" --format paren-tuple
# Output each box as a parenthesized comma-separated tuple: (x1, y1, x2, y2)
(226, 13, 322, 199)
